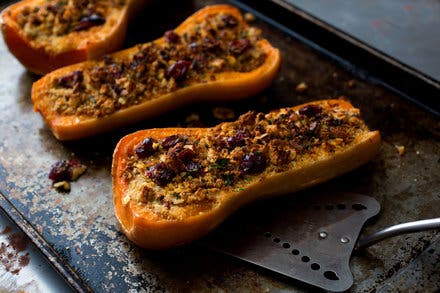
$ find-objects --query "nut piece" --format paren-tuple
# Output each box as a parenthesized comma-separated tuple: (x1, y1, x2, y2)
(295, 82, 308, 92)
(53, 181, 71, 192)
(48, 159, 87, 192)
(244, 12, 256, 22)
(395, 145, 405, 156)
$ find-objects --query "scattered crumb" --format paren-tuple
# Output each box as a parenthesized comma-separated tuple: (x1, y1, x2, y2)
(212, 107, 235, 120)
(244, 12, 256, 22)
(295, 82, 308, 92)
(347, 79, 356, 87)
(48, 159, 87, 192)
(416, 150, 421, 155)
(53, 181, 71, 192)
(332, 72, 338, 78)
(395, 145, 405, 156)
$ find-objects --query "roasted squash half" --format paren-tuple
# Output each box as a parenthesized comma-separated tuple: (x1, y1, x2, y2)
(112, 99, 381, 249)
(31, 4, 281, 140)
(1, 0, 150, 75)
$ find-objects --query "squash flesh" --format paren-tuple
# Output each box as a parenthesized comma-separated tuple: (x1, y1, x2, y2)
(112, 99, 381, 249)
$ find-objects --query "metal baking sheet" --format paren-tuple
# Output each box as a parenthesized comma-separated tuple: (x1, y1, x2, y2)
(0, 0, 439, 291)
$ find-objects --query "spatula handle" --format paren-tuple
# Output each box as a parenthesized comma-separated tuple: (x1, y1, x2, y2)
(356, 218, 440, 249)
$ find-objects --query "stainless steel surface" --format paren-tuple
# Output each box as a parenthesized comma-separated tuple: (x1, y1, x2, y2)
(202, 192, 381, 292)
(357, 218, 440, 249)
(0, 0, 439, 291)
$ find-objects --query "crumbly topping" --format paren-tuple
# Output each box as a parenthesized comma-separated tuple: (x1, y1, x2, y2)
(43, 12, 266, 117)
(122, 102, 368, 220)
(15, 0, 124, 39)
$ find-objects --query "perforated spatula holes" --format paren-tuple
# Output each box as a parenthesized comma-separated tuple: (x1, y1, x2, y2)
(202, 193, 440, 291)
(262, 230, 342, 282)
(202, 192, 381, 292)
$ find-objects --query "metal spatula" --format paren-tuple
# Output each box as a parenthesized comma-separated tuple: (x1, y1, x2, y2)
(200, 192, 440, 292)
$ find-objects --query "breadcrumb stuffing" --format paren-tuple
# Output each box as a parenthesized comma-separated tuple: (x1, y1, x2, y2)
(122, 101, 370, 220)
(41, 11, 267, 118)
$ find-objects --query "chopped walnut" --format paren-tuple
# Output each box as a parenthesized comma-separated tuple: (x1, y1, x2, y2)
(43, 11, 267, 118)
(295, 82, 308, 92)
(244, 12, 256, 22)
(395, 145, 405, 156)
(48, 159, 87, 192)
(53, 181, 71, 192)
(122, 101, 369, 217)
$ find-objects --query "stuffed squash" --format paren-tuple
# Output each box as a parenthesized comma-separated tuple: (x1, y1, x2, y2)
(112, 99, 381, 249)
(1, 0, 150, 74)
(31, 4, 281, 140)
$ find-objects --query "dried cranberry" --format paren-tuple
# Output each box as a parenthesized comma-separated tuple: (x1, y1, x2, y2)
(146, 163, 175, 187)
(30, 16, 42, 26)
(135, 138, 157, 158)
(162, 135, 186, 150)
(164, 30, 180, 43)
(48, 160, 70, 182)
(241, 152, 266, 174)
(298, 105, 322, 118)
(202, 37, 220, 51)
(226, 130, 247, 149)
(166, 60, 191, 80)
(221, 14, 238, 27)
(228, 38, 250, 55)
(177, 148, 196, 163)
(48, 159, 87, 182)
(74, 12, 105, 31)
(58, 71, 83, 89)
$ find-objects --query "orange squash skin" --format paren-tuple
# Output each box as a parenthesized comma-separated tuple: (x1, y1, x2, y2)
(112, 100, 381, 250)
(31, 5, 281, 140)
(1, 0, 149, 75)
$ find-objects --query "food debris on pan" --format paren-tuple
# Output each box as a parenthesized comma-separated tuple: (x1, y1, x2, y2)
(48, 159, 87, 192)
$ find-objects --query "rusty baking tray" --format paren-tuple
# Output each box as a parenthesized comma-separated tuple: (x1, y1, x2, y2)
(0, 0, 439, 291)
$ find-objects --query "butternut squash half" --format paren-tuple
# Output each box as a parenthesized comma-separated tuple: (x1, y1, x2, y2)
(31, 4, 281, 140)
(1, 0, 150, 75)
(112, 99, 381, 249)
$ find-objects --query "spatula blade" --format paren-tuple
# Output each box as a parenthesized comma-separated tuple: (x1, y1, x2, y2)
(201, 192, 380, 292)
